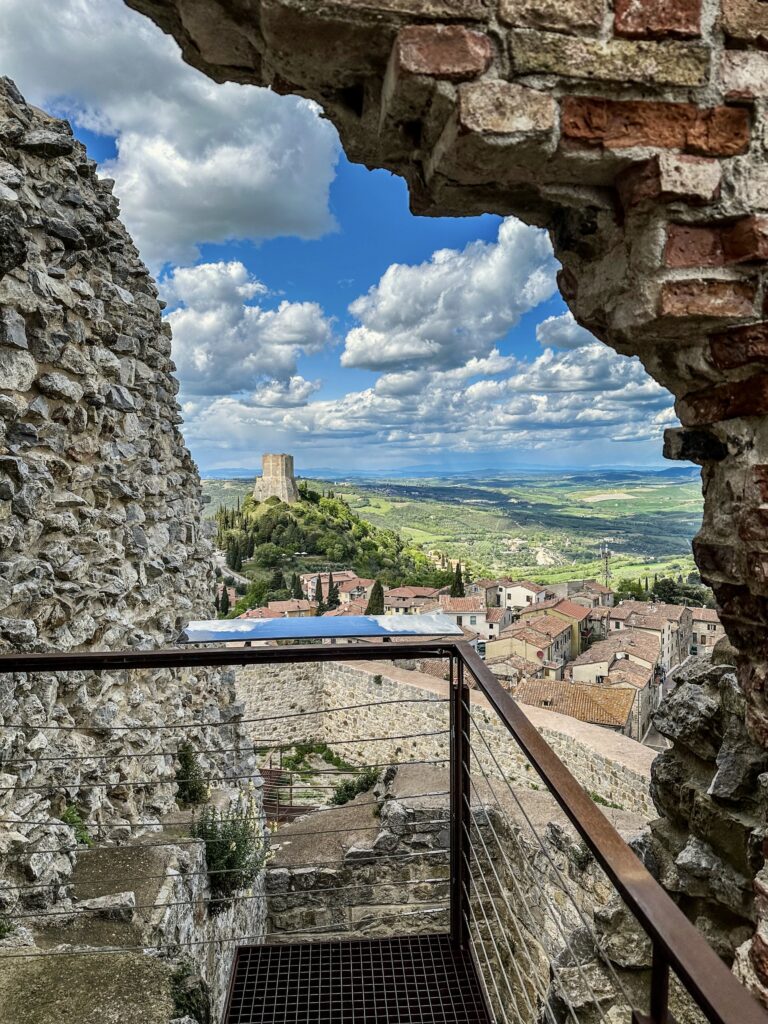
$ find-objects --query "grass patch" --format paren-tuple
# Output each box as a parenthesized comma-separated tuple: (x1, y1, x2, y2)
(281, 742, 355, 775)
(61, 805, 93, 847)
(590, 791, 624, 810)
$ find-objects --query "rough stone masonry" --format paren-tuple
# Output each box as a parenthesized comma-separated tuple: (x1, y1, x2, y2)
(0, 77, 256, 927)
(122, 0, 768, 1001)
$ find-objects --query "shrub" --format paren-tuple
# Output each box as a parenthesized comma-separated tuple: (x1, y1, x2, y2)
(176, 742, 208, 806)
(0, 914, 14, 940)
(61, 805, 93, 847)
(281, 741, 354, 774)
(170, 958, 211, 1024)
(330, 767, 379, 806)
(191, 792, 266, 907)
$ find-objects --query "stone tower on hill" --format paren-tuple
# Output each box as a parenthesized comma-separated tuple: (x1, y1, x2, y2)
(253, 453, 300, 504)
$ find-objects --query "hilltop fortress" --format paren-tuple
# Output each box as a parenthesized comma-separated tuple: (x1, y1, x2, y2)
(252, 452, 299, 504)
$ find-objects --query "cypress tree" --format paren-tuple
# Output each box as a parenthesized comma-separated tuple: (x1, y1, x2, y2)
(291, 573, 303, 600)
(214, 589, 220, 613)
(450, 562, 464, 598)
(365, 580, 384, 615)
(327, 572, 340, 609)
(219, 586, 230, 616)
(270, 568, 284, 591)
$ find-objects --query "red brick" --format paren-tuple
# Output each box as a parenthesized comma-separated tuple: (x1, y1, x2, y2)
(665, 218, 768, 269)
(722, 217, 768, 264)
(677, 373, 768, 425)
(561, 96, 751, 157)
(665, 224, 724, 268)
(659, 279, 756, 318)
(614, 0, 701, 39)
(753, 465, 768, 503)
(710, 322, 768, 369)
(395, 25, 493, 81)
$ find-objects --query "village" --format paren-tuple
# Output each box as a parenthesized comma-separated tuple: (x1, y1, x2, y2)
(217, 562, 723, 747)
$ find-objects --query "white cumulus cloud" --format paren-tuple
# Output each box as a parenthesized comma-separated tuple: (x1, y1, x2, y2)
(0, 0, 339, 270)
(342, 219, 558, 371)
(536, 310, 596, 350)
(164, 262, 334, 396)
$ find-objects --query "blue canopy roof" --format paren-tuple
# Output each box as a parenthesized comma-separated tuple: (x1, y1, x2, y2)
(177, 613, 462, 644)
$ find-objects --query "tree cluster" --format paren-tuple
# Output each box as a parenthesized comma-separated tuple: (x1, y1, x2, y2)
(614, 573, 715, 607)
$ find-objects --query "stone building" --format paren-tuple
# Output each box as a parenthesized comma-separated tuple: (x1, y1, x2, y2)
(252, 451, 299, 503)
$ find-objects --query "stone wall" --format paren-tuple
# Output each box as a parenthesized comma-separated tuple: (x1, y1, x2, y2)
(0, 78, 261, 999)
(236, 659, 656, 817)
(650, 653, 768, 972)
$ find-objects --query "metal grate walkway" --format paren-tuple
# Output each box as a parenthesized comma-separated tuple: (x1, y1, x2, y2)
(223, 934, 492, 1024)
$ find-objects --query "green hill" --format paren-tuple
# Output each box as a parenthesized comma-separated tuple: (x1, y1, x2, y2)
(214, 483, 453, 615)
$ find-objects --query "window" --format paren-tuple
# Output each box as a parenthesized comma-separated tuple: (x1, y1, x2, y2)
(469, 615, 477, 625)
(526, 596, 532, 603)
(707, 623, 717, 632)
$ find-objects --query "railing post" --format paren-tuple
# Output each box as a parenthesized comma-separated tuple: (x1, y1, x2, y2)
(632, 942, 670, 1024)
(450, 653, 470, 949)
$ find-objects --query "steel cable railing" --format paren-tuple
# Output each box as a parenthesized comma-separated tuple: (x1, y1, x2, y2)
(0, 639, 764, 1024)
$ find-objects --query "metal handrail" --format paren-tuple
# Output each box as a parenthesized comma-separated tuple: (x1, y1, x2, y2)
(1, 638, 765, 1024)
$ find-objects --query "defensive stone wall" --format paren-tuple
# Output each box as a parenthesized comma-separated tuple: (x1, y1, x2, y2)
(237, 659, 656, 818)
(0, 78, 264, 1006)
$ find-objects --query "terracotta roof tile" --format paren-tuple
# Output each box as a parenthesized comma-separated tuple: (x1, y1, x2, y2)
(513, 679, 635, 728)
(573, 628, 660, 667)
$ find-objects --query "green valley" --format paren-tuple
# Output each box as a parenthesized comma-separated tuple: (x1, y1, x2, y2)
(203, 467, 703, 587)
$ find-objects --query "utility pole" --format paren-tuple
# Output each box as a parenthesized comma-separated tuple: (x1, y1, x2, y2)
(600, 541, 611, 589)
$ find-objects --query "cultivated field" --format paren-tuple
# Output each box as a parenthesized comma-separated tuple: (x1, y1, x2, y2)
(202, 468, 702, 585)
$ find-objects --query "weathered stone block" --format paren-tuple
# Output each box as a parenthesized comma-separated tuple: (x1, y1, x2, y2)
(722, 0, 768, 45)
(394, 25, 493, 81)
(456, 79, 556, 136)
(677, 373, 768, 425)
(0, 308, 27, 349)
(0, 347, 36, 392)
(0, 208, 27, 279)
(427, 79, 556, 182)
(617, 153, 721, 208)
(710, 322, 768, 370)
(652, 681, 723, 760)
(659, 279, 756, 319)
(614, 0, 701, 39)
(662, 426, 727, 463)
(721, 51, 768, 99)
(17, 128, 74, 157)
(509, 30, 709, 86)
(561, 97, 751, 156)
(499, 0, 604, 34)
(710, 712, 768, 801)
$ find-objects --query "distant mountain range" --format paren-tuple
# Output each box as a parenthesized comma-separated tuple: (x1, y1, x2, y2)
(200, 465, 700, 482)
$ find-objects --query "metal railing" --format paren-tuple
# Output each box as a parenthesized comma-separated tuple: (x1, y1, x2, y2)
(0, 638, 765, 1024)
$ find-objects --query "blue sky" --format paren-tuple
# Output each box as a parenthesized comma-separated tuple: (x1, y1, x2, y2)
(0, 0, 677, 474)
